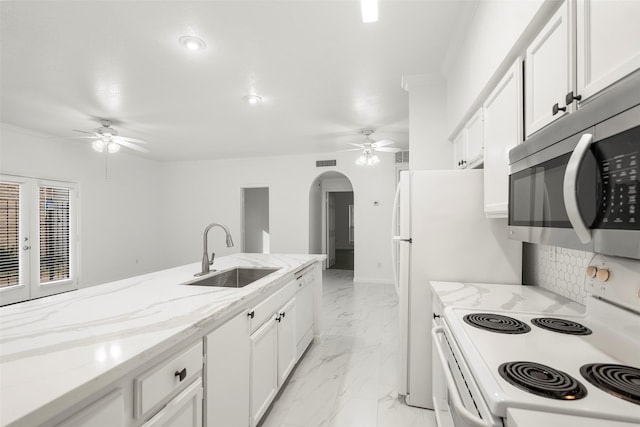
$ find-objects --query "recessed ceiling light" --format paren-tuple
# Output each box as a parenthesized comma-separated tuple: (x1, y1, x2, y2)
(179, 36, 206, 51)
(361, 0, 378, 23)
(243, 95, 263, 104)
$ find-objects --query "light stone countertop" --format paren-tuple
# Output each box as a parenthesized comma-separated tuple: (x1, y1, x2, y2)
(430, 281, 585, 315)
(0, 253, 324, 427)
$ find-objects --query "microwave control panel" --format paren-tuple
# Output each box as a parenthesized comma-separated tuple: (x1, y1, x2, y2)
(595, 126, 639, 229)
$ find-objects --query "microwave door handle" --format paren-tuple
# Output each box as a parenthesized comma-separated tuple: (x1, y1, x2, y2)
(563, 133, 594, 244)
(432, 327, 494, 427)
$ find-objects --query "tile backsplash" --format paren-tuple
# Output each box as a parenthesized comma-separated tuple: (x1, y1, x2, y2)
(522, 243, 595, 305)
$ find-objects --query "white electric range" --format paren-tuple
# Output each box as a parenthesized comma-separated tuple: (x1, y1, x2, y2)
(432, 254, 640, 427)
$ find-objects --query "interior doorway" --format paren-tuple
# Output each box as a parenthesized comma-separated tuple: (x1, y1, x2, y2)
(327, 191, 354, 270)
(308, 171, 354, 271)
(242, 187, 269, 253)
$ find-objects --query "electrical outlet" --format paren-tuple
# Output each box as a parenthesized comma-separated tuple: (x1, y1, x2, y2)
(548, 246, 556, 262)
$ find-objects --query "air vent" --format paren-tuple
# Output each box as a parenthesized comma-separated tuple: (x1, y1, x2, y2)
(395, 151, 409, 164)
(316, 160, 337, 167)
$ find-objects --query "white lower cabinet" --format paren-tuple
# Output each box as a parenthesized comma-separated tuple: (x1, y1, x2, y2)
(205, 311, 250, 427)
(142, 378, 203, 427)
(56, 390, 125, 427)
(276, 298, 296, 386)
(295, 272, 314, 358)
(250, 316, 279, 426)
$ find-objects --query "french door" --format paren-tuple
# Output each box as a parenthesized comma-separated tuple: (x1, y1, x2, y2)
(0, 175, 78, 306)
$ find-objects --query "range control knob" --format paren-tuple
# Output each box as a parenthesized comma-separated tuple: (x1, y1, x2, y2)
(586, 266, 598, 278)
(596, 268, 610, 282)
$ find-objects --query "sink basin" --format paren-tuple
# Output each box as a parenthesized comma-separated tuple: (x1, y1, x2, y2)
(187, 267, 281, 288)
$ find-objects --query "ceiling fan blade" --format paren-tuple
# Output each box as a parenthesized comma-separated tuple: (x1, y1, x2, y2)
(375, 147, 402, 153)
(373, 139, 395, 147)
(348, 142, 364, 148)
(70, 136, 98, 139)
(117, 135, 147, 144)
(72, 129, 98, 135)
(338, 148, 362, 152)
(115, 139, 150, 153)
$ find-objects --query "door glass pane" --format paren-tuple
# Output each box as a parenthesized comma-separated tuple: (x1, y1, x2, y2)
(0, 182, 20, 288)
(39, 186, 70, 284)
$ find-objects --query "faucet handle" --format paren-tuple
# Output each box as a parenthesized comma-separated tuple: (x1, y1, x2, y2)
(209, 252, 215, 266)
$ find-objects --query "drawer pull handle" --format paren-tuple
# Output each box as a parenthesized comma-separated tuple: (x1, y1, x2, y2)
(433, 313, 440, 319)
(247, 310, 255, 319)
(175, 368, 187, 382)
(281, 311, 286, 318)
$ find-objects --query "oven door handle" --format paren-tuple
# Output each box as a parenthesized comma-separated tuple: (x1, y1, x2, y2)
(432, 326, 494, 427)
(563, 133, 594, 244)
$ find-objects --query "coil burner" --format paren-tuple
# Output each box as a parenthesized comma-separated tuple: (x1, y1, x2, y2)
(499, 361, 588, 400)
(531, 317, 592, 335)
(580, 364, 640, 405)
(463, 313, 531, 334)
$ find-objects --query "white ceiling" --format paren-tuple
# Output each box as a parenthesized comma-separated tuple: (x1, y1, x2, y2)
(1, 1, 472, 162)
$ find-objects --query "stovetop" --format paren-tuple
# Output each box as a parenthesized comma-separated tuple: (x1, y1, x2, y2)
(443, 300, 640, 423)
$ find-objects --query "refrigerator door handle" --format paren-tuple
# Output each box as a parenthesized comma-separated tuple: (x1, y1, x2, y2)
(391, 182, 401, 297)
(393, 237, 412, 243)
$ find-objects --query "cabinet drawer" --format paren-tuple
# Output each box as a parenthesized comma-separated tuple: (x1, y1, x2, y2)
(134, 341, 203, 418)
(249, 280, 296, 333)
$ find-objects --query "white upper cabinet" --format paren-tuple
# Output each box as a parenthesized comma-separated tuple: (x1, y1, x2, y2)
(525, 0, 574, 137)
(576, 0, 640, 101)
(452, 109, 483, 170)
(453, 130, 466, 169)
(465, 109, 484, 168)
(525, 0, 640, 137)
(483, 58, 524, 218)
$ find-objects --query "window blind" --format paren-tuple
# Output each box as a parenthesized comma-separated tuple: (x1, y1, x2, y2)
(39, 186, 70, 284)
(0, 183, 20, 288)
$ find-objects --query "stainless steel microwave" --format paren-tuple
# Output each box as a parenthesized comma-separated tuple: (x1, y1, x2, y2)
(508, 73, 640, 259)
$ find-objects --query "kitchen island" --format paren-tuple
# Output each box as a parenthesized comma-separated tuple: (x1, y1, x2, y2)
(0, 253, 324, 427)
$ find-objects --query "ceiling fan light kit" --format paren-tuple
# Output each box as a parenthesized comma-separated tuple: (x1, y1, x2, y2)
(73, 119, 149, 154)
(345, 128, 400, 166)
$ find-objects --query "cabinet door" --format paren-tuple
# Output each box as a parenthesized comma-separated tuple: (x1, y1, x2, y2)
(142, 378, 203, 427)
(465, 109, 483, 167)
(56, 390, 124, 427)
(576, 0, 640, 102)
(205, 312, 250, 427)
(452, 130, 465, 169)
(483, 58, 523, 218)
(295, 278, 314, 358)
(525, 0, 574, 136)
(250, 317, 278, 426)
(277, 298, 296, 386)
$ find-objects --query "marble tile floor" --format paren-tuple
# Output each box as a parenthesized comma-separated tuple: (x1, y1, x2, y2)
(259, 269, 437, 427)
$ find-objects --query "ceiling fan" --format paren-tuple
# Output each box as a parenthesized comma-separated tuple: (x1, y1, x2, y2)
(342, 129, 401, 165)
(72, 119, 149, 154)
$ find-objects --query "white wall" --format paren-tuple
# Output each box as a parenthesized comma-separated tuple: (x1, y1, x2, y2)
(308, 178, 322, 254)
(443, 0, 554, 137)
(402, 74, 453, 170)
(0, 124, 167, 287)
(163, 151, 396, 284)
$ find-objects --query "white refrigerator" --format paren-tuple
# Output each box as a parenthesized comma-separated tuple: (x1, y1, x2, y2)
(391, 170, 522, 409)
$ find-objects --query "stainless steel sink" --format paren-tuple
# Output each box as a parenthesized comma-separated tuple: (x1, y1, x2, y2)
(187, 267, 280, 288)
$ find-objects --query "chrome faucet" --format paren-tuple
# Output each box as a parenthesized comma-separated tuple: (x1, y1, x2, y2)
(195, 223, 234, 277)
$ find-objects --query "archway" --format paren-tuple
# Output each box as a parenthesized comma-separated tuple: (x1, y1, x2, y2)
(308, 171, 354, 270)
